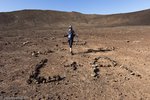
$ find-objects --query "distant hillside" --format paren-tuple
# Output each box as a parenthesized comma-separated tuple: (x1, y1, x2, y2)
(93, 9, 150, 27)
(0, 9, 150, 29)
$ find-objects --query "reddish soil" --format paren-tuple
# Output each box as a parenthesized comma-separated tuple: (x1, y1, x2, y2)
(0, 9, 150, 100)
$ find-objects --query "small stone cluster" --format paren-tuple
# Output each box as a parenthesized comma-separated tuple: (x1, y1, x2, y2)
(64, 62, 79, 71)
(93, 56, 117, 67)
(31, 50, 54, 57)
(91, 64, 100, 78)
(90, 56, 117, 78)
(27, 59, 64, 84)
(120, 65, 142, 78)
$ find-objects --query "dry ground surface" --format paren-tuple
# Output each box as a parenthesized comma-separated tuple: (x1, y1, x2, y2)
(0, 25, 150, 100)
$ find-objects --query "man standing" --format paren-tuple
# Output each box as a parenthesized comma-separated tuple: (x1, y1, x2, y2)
(67, 25, 75, 55)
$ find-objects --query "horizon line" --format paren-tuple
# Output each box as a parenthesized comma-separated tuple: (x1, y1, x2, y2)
(0, 8, 150, 15)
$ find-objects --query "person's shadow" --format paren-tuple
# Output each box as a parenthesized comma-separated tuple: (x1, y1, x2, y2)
(74, 48, 113, 55)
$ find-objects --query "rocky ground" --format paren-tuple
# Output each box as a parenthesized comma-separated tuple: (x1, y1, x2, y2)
(0, 26, 150, 100)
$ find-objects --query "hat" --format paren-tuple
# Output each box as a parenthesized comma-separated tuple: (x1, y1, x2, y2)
(69, 25, 72, 28)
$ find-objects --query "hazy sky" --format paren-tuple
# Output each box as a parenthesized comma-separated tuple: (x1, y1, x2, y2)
(0, 0, 150, 14)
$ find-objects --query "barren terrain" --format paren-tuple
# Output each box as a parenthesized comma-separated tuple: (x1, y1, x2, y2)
(0, 9, 150, 100)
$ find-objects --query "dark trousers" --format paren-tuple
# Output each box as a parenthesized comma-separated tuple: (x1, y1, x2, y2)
(68, 38, 73, 48)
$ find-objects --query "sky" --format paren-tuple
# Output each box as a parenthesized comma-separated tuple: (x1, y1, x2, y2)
(0, 0, 150, 14)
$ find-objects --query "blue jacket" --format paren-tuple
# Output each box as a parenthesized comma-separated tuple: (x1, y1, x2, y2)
(68, 30, 75, 40)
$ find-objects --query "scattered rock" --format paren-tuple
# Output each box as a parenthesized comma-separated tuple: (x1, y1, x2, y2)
(4, 41, 11, 45)
(42, 50, 54, 55)
(93, 56, 117, 67)
(125, 77, 130, 80)
(1, 91, 6, 94)
(74, 41, 87, 45)
(56, 44, 58, 47)
(21, 71, 24, 74)
(13, 92, 18, 96)
(26, 79, 32, 84)
(130, 72, 135, 75)
(31, 51, 40, 57)
(136, 74, 142, 78)
(60, 48, 67, 51)
(27, 59, 48, 84)
(43, 37, 48, 40)
(0, 80, 3, 82)
(113, 80, 118, 82)
(64, 62, 80, 71)
(71, 62, 78, 70)
(0, 64, 4, 68)
(120, 65, 142, 78)
(60, 56, 64, 59)
(47, 50, 53, 53)
(23, 41, 31, 45)
(90, 56, 117, 78)
(27, 59, 65, 84)
(53, 75, 62, 81)
(35, 59, 48, 69)
(91, 64, 100, 78)
(86, 49, 95, 53)
(35, 76, 47, 84)
(32, 49, 54, 55)
(126, 40, 130, 43)
(51, 37, 56, 40)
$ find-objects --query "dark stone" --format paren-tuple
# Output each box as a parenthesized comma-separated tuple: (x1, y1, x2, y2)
(56, 44, 58, 47)
(53, 75, 61, 81)
(36, 76, 45, 84)
(27, 79, 32, 84)
(136, 74, 142, 78)
(127, 40, 130, 43)
(47, 50, 53, 53)
(48, 76, 52, 81)
(107, 64, 111, 67)
(0, 64, 4, 67)
(94, 68, 99, 73)
(131, 73, 135, 75)
(71, 62, 77, 70)
(27, 59, 48, 84)
(1, 91, 6, 94)
(0, 80, 3, 82)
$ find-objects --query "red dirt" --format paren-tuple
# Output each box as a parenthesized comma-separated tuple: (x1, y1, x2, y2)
(0, 9, 150, 100)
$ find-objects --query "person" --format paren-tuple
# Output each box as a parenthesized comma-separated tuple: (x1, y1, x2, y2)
(67, 25, 75, 55)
